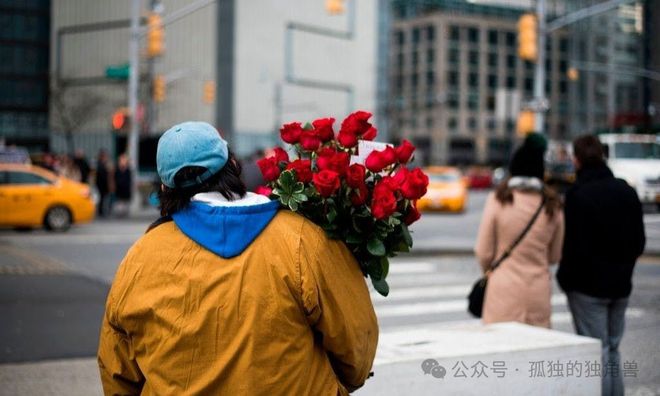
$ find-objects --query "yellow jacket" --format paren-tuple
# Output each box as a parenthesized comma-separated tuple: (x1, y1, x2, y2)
(98, 208, 378, 395)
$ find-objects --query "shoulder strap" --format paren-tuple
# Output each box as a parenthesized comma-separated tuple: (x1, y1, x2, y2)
(490, 197, 546, 271)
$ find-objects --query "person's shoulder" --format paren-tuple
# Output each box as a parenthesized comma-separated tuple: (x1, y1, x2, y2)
(266, 210, 328, 243)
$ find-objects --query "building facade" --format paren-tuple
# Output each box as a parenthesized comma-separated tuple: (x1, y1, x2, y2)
(0, 0, 51, 151)
(389, 0, 570, 165)
(48, 0, 380, 169)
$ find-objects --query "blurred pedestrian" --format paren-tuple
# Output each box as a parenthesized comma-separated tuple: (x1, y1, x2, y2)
(73, 149, 91, 184)
(557, 135, 645, 396)
(240, 148, 265, 191)
(113, 153, 132, 217)
(97, 122, 377, 395)
(475, 133, 564, 328)
(59, 154, 81, 181)
(95, 149, 112, 217)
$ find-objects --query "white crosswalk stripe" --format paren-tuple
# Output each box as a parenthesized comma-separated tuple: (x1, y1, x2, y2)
(373, 259, 646, 330)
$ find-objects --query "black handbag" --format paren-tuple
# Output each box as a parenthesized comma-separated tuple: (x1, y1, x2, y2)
(467, 198, 545, 318)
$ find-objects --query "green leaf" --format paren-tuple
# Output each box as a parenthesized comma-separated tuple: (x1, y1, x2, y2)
(326, 207, 338, 223)
(401, 224, 413, 248)
(293, 182, 305, 194)
(278, 170, 297, 192)
(367, 238, 386, 257)
(292, 193, 308, 202)
(372, 278, 389, 297)
(380, 256, 390, 279)
(394, 240, 410, 253)
(346, 233, 363, 244)
(289, 200, 299, 211)
(303, 122, 313, 130)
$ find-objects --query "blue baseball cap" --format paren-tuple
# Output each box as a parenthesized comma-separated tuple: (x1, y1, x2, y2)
(157, 121, 229, 188)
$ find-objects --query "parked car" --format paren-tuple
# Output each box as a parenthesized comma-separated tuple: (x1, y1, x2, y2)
(465, 166, 493, 189)
(417, 166, 468, 213)
(0, 164, 96, 231)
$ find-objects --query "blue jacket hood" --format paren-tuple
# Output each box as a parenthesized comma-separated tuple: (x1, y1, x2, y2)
(172, 200, 280, 258)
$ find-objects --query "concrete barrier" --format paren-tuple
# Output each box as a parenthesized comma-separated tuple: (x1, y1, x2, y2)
(357, 321, 601, 396)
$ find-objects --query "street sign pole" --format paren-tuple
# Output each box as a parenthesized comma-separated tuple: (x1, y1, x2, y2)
(533, 0, 546, 134)
(128, 0, 140, 213)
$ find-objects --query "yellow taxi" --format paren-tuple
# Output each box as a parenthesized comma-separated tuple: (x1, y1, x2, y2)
(0, 164, 96, 231)
(417, 166, 468, 212)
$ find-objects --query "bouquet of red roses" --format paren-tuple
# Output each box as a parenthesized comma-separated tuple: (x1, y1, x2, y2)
(257, 111, 429, 296)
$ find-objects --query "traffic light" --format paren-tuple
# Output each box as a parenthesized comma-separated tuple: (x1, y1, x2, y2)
(146, 12, 164, 58)
(516, 110, 535, 136)
(112, 107, 129, 131)
(203, 80, 215, 104)
(326, 0, 344, 14)
(518, 13, 537, 62)
(153, 75, 166, 103)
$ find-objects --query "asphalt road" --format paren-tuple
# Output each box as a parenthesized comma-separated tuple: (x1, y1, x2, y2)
(1, 191, 660, 394)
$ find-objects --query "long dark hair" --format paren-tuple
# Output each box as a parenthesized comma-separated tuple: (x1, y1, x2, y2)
(158, 152, 246, 216)
(495, 177, 561, 217)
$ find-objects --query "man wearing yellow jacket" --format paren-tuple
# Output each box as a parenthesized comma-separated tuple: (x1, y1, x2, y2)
(97, 121, 378, 395)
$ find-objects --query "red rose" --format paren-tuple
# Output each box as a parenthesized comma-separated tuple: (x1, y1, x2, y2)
(257, 157, 281, 182)
(362, 126, 377, 141)
(392, 167, 409, 187)
(380, 175, 400, 192)
(371, 182, 398, 220)
(340, 111, 372, 136)
(280, 122, 303, 144)
(395, 139, 415, 164)
(313, 170, 341, 198)
(286, 159, 313, 183)
(400, 168, 429, 200)
(404, 201, 421, 225)
(337, 131, 359, 148)
(346, 164, 366, 189)
(316, 148, 350, 175)
(254, 185, 273, 196)
(381, 146, 398, 166)
(312, 118, 335, 142)
(300, 130, 322, 151)
(350, 183, 369, 206)
(273, 147, 289, 163)
(365, 151, 386, 172)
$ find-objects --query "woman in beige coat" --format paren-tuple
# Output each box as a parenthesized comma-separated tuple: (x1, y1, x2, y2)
(475, 135, 564, 328)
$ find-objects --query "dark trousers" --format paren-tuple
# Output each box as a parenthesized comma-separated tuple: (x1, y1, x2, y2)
(567, 291, 628, 396)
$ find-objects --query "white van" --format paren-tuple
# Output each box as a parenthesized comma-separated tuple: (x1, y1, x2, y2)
(598, 134, 660, 207)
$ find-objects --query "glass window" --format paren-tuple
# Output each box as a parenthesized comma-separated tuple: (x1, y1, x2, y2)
(488, 53, 498, 68)
(426, 117, 434, 128)
(507, 55, 517, 69)
(427, 48, 434, 65)
(426, 71, 435, 86)
(468, 73, 479, 88)
(486, 95, 496, 111)
(469, 51, 479, 66)
(7, 171, 51, 185)
(448, 48, 460, 64)
(448, 117, 458, 130)
(412, 51, 419, 67)
(488, 30, 498, 45)
(468, 27, 479, 43)
(559, 60, 568, 73)
(411, 73, 418, 87)
(559, 38, 569, 52)
(487, 118, 497, 130)
(559, 80, 568, 94)
(449, 25, 460, 41)
(447, 71, 459, 87)
(468, 117, 478, 130)
(467, 93, 479, 110)
(488, 75, 498, 89)
(524, 78, 533, 92)
(447, 92, 459, 109)
(506, 76, 516, 88)
(413, 28, 420, 44)
(395, 30, 405, 46)
(397, 53, 404, 69)
(426, 25, 435, 41)
(505, 32, 516, 47)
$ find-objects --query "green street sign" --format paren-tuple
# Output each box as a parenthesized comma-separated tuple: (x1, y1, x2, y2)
(105, 63, 130, 80)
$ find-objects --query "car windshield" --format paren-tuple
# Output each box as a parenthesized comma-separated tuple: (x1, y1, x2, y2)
(429, 173, 460, 183)
(613, 142, 660, 159)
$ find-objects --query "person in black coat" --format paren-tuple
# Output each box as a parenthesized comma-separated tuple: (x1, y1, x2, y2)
(557, 135, 645, 396)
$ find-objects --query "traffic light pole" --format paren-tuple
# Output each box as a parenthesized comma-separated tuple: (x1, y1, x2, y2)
(533, 0, 546, 134)
(128, 0, 140, 212)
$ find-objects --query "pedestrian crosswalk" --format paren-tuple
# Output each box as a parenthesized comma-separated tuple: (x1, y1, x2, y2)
(370, 258, 647, 332)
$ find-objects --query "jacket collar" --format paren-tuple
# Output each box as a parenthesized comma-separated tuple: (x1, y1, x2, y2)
(576, 163, 614, 184)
